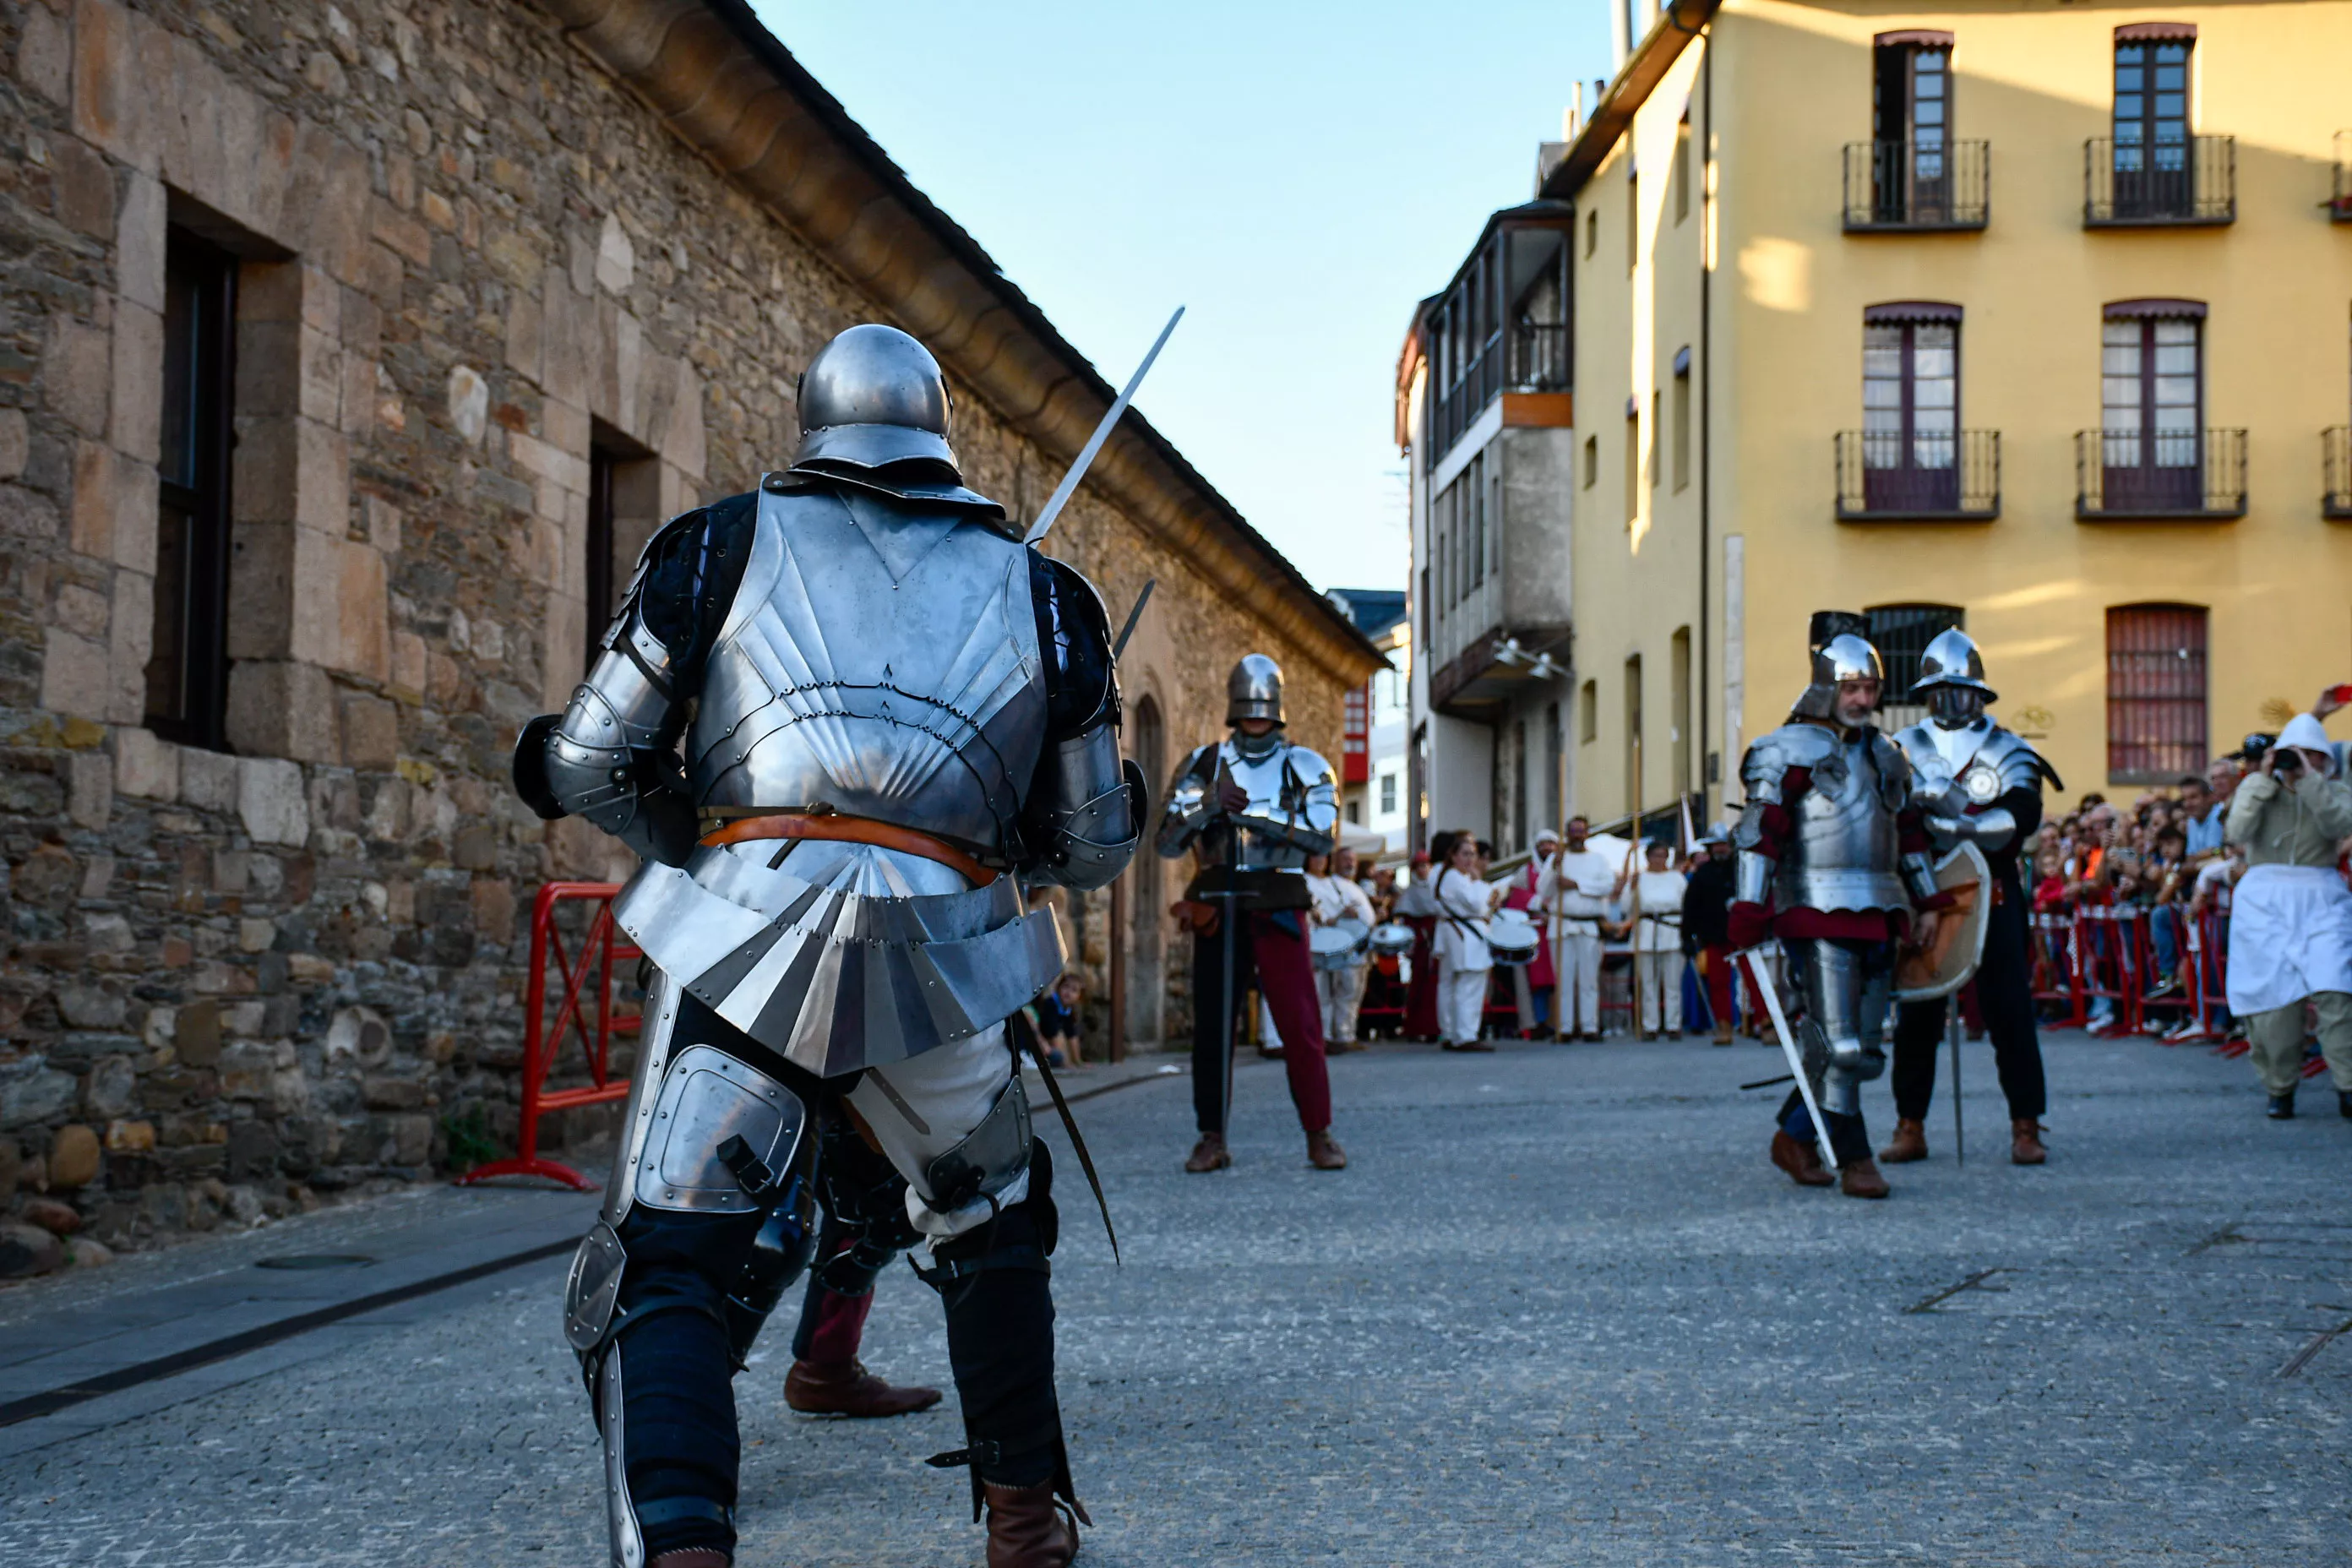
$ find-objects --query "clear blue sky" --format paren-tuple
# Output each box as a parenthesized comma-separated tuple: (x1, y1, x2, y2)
(757, 2, 1616, 595)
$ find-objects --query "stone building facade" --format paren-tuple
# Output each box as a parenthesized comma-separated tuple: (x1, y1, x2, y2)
(0, 0, 1379, 1250)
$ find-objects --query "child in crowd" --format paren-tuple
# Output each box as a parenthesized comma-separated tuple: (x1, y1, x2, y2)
(1035, 973, 1084, 1068)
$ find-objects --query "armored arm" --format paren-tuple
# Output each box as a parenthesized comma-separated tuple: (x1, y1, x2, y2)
(1732, 728, 1821, 908)
(511, 499, 751, 868)
(1156, 746, 1216, 858)
(1021, 555, 1144, 889)
(1925, 732, 2052, 852)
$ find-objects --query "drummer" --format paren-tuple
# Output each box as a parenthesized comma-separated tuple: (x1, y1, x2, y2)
(1307, 850, 1379, 1054)
(1432, 830, 1503, 1053)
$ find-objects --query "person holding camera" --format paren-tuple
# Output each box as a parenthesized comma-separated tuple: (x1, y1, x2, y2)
(2224, 697, 2352, 1120)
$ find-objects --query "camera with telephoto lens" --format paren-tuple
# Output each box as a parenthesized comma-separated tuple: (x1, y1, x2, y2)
(2239, 732, 2275, 766)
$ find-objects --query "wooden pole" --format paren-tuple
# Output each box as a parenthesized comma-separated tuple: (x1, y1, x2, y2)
(1108, 873, 1129, 1064)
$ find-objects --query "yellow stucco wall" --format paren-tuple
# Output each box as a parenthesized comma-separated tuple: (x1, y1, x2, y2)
(1575, 0, 2352, 820)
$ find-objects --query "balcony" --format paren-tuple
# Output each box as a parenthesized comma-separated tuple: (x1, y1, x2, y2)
(2083, 135, 2235, 226)
(2074, 428, 2246, 519)
(1422, 206, 1572, 460)
(1835, 430, 1999, 520)
(2327, 427, 2352, 520)
(1843, 140, 1990, 231)
(2334, 132, 2352, 223)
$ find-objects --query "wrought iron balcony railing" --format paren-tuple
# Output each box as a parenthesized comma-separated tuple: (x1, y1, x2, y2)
(2075, 428, 2246, 519)
(1835, 430, 2000, 520)
(2326, 427, 2352, 520)
(1843, 140, 1990, 231)
(2084, 135, 2235, 226)
(2334, 131, 2352, 223)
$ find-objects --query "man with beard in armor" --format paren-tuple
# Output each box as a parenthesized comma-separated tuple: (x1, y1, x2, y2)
(1885, 629, 2062, 1167)
(516, 324, 1141, 1568)
(1728, 613, 1953, 1199)
(1159, 656, 1348, 1173)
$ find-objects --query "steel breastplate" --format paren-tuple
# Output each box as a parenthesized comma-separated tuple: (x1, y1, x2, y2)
(686, 487, 1046, 851)
(1203, 740, 1313, 872)
(1778, 731, 1906, 913)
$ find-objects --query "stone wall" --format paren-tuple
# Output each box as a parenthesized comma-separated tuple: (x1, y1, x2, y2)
(0, 0, 1358, 1255)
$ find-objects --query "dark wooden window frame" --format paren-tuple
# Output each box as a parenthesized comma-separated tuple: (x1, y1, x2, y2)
(1871, 33, 1956, 226)
(2101, 299, 2207, 511)
(146, 227, 239, 750)
(1861, 302, 1963, 513)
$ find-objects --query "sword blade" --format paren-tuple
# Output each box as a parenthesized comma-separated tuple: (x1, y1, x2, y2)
(1741, 946, 1839, 1172)
(1112, 578, 1156, 657)
(1023, 307, 1185, 546)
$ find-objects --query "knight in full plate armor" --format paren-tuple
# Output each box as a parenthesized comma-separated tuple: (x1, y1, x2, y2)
(1884, 628, 2063, 1168)
(514, 324, 1141, 1568)
(1158, 656, 1348, 1173)
(1728, 612, 1955, 1200)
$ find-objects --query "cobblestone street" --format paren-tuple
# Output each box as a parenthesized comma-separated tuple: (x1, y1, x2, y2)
(2, 1031, 2347, 1566)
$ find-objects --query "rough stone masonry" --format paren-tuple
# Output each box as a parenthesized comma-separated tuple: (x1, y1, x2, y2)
(0, 0, 1378, 1261)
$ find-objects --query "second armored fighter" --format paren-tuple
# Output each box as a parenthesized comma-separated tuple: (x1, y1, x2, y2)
(1885, 628, 2062, 1167)
(1159, 655, 1347, 1173)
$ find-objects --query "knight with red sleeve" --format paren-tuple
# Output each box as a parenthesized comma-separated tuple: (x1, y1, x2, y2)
(1728, 613, 1954, 1199)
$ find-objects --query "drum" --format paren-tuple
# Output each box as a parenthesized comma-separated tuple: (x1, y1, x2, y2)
(1309, 917, 1371, 972)
(1486, 907, 1540, 966)
(1369, 922, 1416, 956)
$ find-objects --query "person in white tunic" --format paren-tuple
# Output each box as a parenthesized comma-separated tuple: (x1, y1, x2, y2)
(2224, 708, 2352, 1119)
(1537, 815, 1618, 1040)
(1306, 851, 1378, 1052)
(1431, 834, 1500, 1052)
(1614, 841, 1688, 1038)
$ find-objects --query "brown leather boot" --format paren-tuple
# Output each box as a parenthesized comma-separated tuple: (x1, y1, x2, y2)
(1306, 1129, 1348, 1169)
(1184, 1132, 1230, 1173)
(1839, 1157, 1891, 1199)
(1769, 1130, 1834, 1187)
(1879, 1117, 1929, 1163)
(983, 1480, 1087, 1568)
(2011, 1119, 2048, 1165)
(784, 1358, 942, 1418)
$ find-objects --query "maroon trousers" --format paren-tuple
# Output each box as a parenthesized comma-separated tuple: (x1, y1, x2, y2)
(1191, 912, 1332, 1135)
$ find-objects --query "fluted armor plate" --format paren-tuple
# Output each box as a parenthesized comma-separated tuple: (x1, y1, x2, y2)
(610, 486, 1063, 1075)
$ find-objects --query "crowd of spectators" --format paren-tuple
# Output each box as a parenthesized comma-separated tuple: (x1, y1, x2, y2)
(2025, 755, 2248, 1026)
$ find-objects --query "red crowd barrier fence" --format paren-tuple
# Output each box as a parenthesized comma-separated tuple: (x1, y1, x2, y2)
(457, 882, 641, 1191)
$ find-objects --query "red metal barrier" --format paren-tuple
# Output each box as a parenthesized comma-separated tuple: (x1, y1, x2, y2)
(2029, 911, 2087, 1028)
(2073, 906, 2141, 1036)
(458, 881, 641, 1190)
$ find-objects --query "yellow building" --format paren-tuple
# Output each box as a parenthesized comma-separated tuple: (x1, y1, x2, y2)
(1552, 0, 2352, 826)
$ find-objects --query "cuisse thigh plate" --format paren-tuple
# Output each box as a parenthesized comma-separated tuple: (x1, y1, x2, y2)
(634, 1044, 808, 1215)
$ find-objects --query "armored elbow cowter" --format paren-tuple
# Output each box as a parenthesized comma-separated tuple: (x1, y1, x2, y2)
(1028, 726, 1146, 890)
(514, 605, 698, 867)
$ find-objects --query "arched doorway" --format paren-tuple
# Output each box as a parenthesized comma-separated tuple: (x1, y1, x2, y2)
(1127, 694, 1166, 1048)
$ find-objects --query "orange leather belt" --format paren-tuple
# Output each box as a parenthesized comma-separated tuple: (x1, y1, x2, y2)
(699, 811, 999, 887)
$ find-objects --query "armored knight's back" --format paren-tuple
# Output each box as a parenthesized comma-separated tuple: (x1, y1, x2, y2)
(687, 483, 1044, 851)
